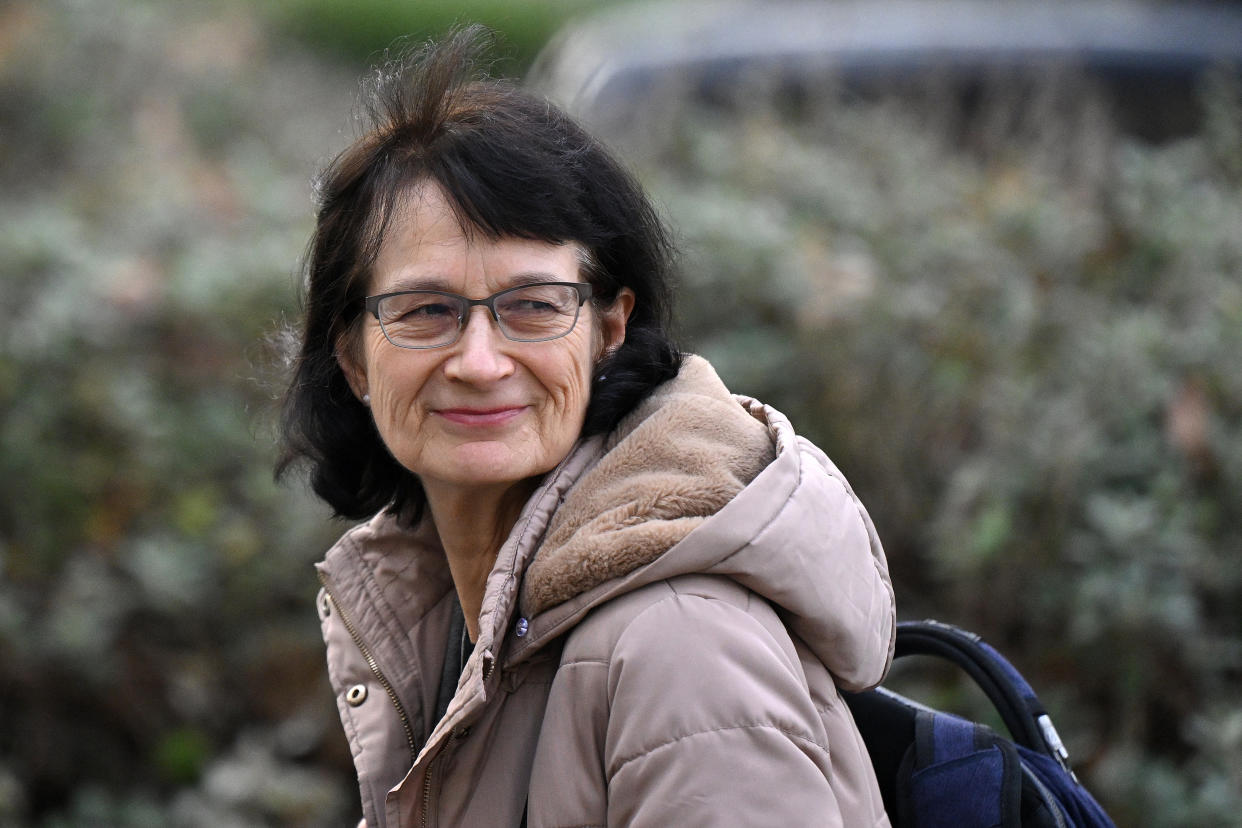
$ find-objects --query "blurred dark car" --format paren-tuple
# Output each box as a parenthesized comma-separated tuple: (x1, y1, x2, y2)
(530, 0, 1242, 141)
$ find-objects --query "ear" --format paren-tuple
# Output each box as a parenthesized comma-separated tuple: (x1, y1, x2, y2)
(335, 336, 370, 404)
(597, 287, 635, 355)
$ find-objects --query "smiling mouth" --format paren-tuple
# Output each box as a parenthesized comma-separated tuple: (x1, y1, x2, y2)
(435, 406, 527, 427)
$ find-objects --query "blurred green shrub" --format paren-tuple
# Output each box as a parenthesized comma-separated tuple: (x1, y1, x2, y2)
(621, 68, 1242, 827)
(4, 0, 1240, 824)
(1, 0, 360, 823)
(264, 0, 606, 68)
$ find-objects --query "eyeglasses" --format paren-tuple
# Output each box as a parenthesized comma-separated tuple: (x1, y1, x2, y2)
(363, 282, 594, 349)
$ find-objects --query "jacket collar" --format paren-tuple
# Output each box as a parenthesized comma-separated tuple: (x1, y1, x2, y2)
(507, 358, 893, 691)
(519, 357, 774, 614)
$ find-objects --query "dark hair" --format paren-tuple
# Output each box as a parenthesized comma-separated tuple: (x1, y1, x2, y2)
(276, 26, 682, 523)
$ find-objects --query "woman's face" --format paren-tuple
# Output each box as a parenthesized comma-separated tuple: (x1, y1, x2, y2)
(340, 183, 632, 499)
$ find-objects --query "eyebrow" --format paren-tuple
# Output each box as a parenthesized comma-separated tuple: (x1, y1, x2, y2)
(384, 271, 574, 295)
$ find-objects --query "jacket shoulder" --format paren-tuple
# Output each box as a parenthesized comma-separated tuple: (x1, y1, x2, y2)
(533, 573, 850, 826)
(559, 574, 774, 661)
(558, 574, 818, 741)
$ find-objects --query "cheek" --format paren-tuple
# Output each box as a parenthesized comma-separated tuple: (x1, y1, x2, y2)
(544, 340, 598, 423)
(562, 366, 593, 414)
(365, 352, 432, 438)
(368, 389, 415, 455)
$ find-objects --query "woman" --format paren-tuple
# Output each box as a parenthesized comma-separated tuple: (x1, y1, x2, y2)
(279, 27, 895, 828)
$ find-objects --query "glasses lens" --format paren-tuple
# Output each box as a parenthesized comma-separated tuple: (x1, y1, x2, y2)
(495, 284, 583, 341)
(376, 293, 463, 348)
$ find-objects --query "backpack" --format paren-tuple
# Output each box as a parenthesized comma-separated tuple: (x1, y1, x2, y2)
(843, 620, 1117, 828)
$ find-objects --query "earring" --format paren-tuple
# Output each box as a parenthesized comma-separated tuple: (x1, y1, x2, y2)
(362, 393, 371, 405)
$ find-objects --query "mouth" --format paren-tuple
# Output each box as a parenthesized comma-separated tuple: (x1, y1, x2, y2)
(434, 406, 527, 427)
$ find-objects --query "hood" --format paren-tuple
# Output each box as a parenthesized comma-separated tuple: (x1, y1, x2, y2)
(513, 355, 895, 691)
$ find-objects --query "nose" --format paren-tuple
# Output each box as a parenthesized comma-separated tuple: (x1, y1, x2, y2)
(443, 306, 514, 384)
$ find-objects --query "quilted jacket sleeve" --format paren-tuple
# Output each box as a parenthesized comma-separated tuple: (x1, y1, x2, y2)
(529, 575, 863, 828)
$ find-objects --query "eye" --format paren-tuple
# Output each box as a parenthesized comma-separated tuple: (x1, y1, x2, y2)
(498, 285, 576, 317)
(504, 297, 556, 313)
(404, 301, 455, 318)
(383, 295, 457, 323)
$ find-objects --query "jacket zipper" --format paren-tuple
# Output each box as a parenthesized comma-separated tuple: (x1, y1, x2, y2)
(318, 571, 418, 764)
(421, 755, 436, 828)
(421, 730, 466, 828)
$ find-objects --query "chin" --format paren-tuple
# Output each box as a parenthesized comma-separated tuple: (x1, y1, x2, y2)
(432, 444, 553, 490)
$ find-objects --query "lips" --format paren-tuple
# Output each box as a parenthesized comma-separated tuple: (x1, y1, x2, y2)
(434, 406, 527, 427)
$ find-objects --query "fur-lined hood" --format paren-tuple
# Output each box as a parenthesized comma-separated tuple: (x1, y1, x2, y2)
(505, 355, 894, 689)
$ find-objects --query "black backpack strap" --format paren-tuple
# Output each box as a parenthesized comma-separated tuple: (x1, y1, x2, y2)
(895, 620, 1069, 770)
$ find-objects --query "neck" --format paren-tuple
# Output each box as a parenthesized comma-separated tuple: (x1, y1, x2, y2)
(424, 479, 537, 642)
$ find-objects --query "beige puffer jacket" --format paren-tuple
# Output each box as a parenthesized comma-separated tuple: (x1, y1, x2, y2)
(316, 356, 896, 827)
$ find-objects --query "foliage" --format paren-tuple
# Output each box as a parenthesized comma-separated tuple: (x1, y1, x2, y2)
(262, 0, 607, 69)
(0, 0, 359, 823)
(618, 68, 1242, 827)
(4, 0, 1240, 825)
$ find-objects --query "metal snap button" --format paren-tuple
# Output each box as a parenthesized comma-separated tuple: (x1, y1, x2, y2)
(346, 684, 368, 706)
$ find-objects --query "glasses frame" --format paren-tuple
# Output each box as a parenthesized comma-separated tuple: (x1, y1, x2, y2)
(363, 281, 595, 350)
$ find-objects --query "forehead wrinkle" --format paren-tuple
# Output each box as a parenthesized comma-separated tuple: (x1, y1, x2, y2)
(384, 269, 579, 296)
